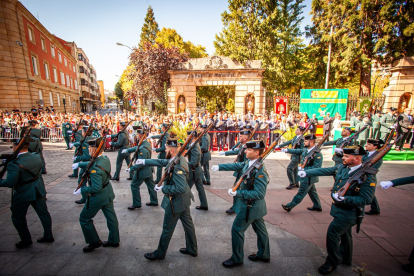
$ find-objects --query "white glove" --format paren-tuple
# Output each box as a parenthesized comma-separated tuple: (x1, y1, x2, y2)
(135, 159, 145, 165)
(390, 125, 395, 129)
(332, 192, 345, 202)
(154, 185, 162, 192)
(72, 157, 77, 161)
(72, 163, 79, 170)
(281, 148, 288, 153)
(219, 151, 225, 156)
(122, 149, 128, 154)
(334, 148, 343, 154)
(298, 171, 306, 178)
(152, 147, 156, 151)
(380, 181, 393, 189)
(69, 142, 74, 148)
(298, 166, 304, 171)
(275, 145, 280, 149)
(228, 188, 237, 197)
(73, 188, 81, 195)
(212, 165, 219, 172)
(67, 130, 72, 133)
(106, 135, 111, 138)
(125, 168, 130, 173)
(109, 142, 112, 145)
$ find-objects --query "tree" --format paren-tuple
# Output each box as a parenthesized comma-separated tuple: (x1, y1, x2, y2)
(155, 27, 208, 58)
(308, 0, 414, 96)
(127, 42, 190, 111)
(196, 86, 235, 112)
(114, 81, 124, 100)
(139, 6, 159, 48)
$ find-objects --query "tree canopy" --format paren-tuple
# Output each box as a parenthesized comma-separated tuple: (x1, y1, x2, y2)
(139, 6, 159, 48)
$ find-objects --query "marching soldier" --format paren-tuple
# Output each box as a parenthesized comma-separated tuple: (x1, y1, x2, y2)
(0, 138, 54, 248)
(186, 131, 208, 210)
(323, 127, 355, 166)
(355, 117, 371, 147)
(109, 122, 132, 181)
(276, 126, 306, 189)
(73, 137, 120, 252)
(219, 130, 251, 214)
(380, 176, 414, 274)
(379, 107, 397, 141)
(68, 121, 85, 178)
(123, 127, 158, 210)
(212, 140, 270, 268)
(299, 146, 376, 275)
(61, 116, 73, 150)
(199, 124, 212, 186)
(149, 123, 170, 183)
(281, 134, 323, 212)
(135, 138, 198, 260)
(371, 111, 381, 139)
(28, 120, 47, 174)
(363, 139, 385, 215)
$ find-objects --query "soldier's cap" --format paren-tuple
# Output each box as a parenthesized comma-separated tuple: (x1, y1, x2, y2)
(367, 139, 385, 147)
(132, 126, 141, 131)
(343, 145, 367, 156)
(83, 126, 94, 132)
(343, 127, 354, 133)
(246, 140, 265, 149)
(11, 137, 35, 146)
(390, 107, 397, 111)
(120, 122, 126, 126)
(297, 126, 306, 131)
(304, 134, 317, 140)
(88, 137, 104, 147)
(199, 124, 208, 128)
(240, 130, 251, 136)
(28, 120, 38, 125)
(187, 130, 199, 137)
(161, 123, 170, 128)
(244, 124, 253, 130)
(135, 127, 145, 134)
(166, 139, 179, 147)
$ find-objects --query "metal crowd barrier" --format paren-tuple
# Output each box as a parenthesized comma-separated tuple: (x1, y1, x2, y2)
(0, 127, 63, 143)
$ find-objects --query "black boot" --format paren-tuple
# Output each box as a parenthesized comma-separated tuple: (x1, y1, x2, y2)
(83, 240, 102, 253)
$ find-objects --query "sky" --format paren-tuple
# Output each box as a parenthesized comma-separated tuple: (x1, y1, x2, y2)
(20, 0, 313, 92)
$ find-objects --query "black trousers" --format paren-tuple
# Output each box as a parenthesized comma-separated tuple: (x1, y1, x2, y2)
(396, 132, 409, 149)
(323, 129, 330, 141)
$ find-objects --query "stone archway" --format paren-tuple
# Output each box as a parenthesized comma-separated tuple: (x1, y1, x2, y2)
(167, 56, 265, 114)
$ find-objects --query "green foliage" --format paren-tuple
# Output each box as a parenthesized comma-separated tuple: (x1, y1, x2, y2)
(155, 28, 208, 58)
(169, 121, 192, 144)
(226, 98, 235, 112)
(114, 82, 124, 99)
(139, 6, 159, 48)
(196, 86, 235, 112)
(275, 126, 296, 145)
(107, 97, 116, 103)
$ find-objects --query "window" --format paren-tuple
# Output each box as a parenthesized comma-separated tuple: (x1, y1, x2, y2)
(74, 80, 78, 90)
(41, 38, 46, 51)
(53, 67, 58, 83)
(78, 53, 83, 61)
(49, 92, 53, 106)
(31, 55, 38, 75)
(70, 77, 73, 89)
(44, 62, 49, 79)
(60, 71, 65, 86)
(38, 90, 43, 100)
(51, 46, 55, 58)
(57, 93, 61, 106)
(66, 75, 69, 87)
(58, 52, 62, 63)
(64, 57, 67, 67)
(68, 96, 71, 106)
(73, 65, 75, 73)
(28, 26, 34, 43)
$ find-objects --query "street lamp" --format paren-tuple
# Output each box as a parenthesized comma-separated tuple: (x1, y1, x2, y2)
(116, 42, 133, 50)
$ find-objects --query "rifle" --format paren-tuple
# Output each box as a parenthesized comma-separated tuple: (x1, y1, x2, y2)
(384, 129, 395, 144)
(184, 123, 211, 157)
(0, 127, 32, 178)
(71, 121, 80, 142)
(233, 124, 259, 163)
(112, 120, 133, 143)
(127, 132, 148, 169)
(299, 130, 331, 169)
(74, 123, 94, 157)
(155, 124, 172, 148)
(155, 129, 196, 217)
(291, 124, 311, 149)
(74, 137, 106, 192)
(338, 125, 368, 149)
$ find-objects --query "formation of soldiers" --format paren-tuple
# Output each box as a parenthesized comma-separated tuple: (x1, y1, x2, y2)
(1, 107, 414, 275)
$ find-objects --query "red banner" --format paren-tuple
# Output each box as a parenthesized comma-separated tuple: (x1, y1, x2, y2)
(275, 96, 288, 115)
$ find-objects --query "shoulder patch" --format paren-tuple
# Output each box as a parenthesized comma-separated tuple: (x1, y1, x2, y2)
(139, 152, 143, 155)
(258, 175, 264, 178)
(83, 147, 86, 149)
(370, 183, 376, 187)
(91, 170, 96, 173)
(317, 156, 321, 159)
(177, 170, 183, 174)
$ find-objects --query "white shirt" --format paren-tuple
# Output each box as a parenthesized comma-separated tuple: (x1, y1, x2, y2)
(367, 151, 376, 157)
(306, 146, 316, 153)
(17, 151, 29, 157)
(248, 158, 258, 167)
(348, 163, 362, 174)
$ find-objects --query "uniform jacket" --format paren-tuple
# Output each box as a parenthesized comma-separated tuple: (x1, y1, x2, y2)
(355, 122, 371, 141)
(73, 137, 93, 162)
(380, 113, 396, 133)
(186, 143, 203, 179)
(372, 114, 381, 129)
(111, 130, 130, 151)
(392, 176, 414, 187)
(287, 148, 323, 184)
(200, 133, 211, 163)
(279, 136, 304, 162)
(61, 122, 73, 138)
(152, 132, 170, 158)
(324, 136, 355, 164)
(128, 140, 153, 179)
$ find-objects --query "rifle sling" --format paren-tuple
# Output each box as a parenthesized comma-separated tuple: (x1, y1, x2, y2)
(14, 162, 42, 186)
(95, 165, 112, 187)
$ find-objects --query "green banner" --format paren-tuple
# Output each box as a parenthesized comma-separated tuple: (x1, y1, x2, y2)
(299, 89, 348, 120)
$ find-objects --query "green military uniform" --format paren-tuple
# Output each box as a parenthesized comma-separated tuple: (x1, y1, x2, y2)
(127, 139, 158, 207)
(379, 112, 396, 141)
(324, 136, 355, 165)
(285, 147, 323, 210)
(29, 128, 46, 174)
(200, 132, 211, 184)
(73, 138, 92, 203)
(0, 152, 53, 245)
(70, 130, 84, 178)
(363, 151, 383, 214)
(391, 176, 414, 186)
(355, 122, 371, 147)
(151, 132, 170, 183)
(218, 160, 270, 264)
(142, 155, 197, 259)
(350, 117, 361, 128)
(279, 136, 304, 187)
(186, 141, 208, 208)
(371, 114, 381, 139)
(111, 128, 131, 180)
(305, 161, 376, 271)
(78, 155, 120, 247)
(61, 121, 73, 149)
